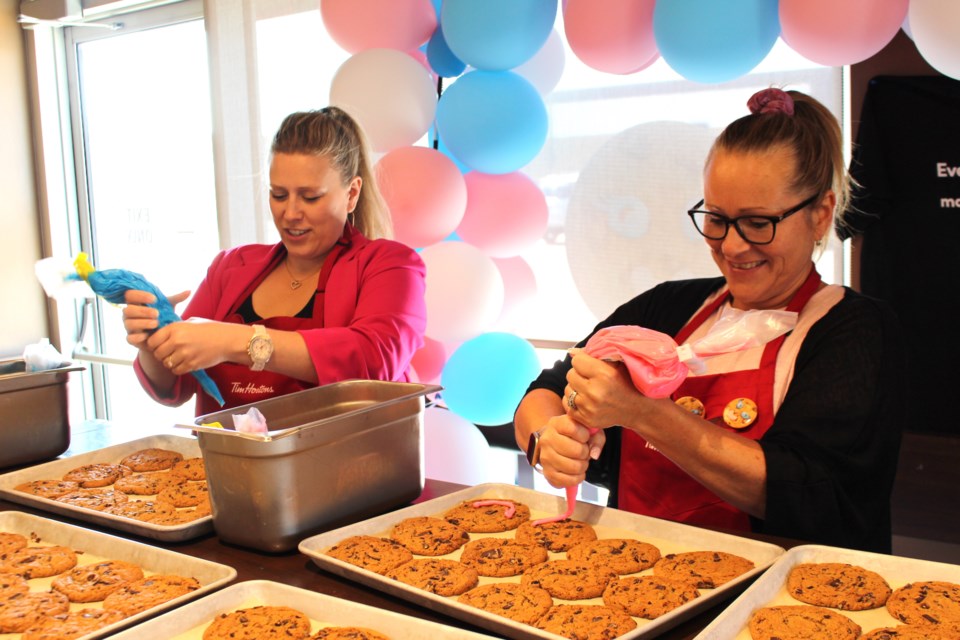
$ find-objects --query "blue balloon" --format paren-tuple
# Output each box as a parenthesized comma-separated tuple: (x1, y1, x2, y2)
(436, 70, 547, 174)
(654, 0, 780, 84)
(427, 26, 466, 78)
(441, 0, 557, 71)
(441, 332, 542, 426)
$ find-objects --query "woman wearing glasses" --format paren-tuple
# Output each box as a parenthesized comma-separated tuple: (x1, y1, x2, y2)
(514, 88, 904, 553)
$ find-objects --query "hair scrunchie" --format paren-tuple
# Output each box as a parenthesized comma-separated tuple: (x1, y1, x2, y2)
(747, 88, 795, 116)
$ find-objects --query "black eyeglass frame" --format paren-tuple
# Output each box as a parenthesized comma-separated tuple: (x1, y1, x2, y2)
(686, 194, 819, 245)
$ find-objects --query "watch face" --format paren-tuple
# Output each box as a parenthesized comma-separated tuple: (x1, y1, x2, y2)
(250, 337, 271, 360)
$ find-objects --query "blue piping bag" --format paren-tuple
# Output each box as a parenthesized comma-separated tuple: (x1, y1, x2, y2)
(71, 253, 225, 406)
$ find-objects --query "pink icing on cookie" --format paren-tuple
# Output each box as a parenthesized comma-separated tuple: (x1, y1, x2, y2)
(471, 500, 516, 518)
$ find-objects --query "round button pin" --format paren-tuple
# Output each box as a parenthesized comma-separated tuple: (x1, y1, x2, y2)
(723, 397, 758, 429)
(675, 396, 705, 417)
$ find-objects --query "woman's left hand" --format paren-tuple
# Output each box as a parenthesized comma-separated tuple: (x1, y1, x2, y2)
(564, 351, 649, 429)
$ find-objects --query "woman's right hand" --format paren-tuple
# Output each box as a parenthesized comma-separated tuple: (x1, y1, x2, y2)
(537, 413, 606, 489)
(122, 289, 190, 350)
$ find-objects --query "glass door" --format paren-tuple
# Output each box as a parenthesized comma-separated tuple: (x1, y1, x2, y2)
(65, 2, 219, 426)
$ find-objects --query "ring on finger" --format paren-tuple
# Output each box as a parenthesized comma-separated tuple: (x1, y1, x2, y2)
(165, 357, 174, 369)
(568, 390, 578, 411)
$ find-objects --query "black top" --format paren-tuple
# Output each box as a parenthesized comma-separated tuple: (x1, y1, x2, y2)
(234, 293, 314, 323)
(526, 278, 906, 552)
(841, 75, 960, 435)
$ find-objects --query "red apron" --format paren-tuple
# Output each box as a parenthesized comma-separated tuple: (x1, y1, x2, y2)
(617, 266, 822, 530)
(195, 230, 351, 415)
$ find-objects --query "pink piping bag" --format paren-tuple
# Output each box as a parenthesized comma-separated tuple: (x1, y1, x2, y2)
(532, 310, 797, 526)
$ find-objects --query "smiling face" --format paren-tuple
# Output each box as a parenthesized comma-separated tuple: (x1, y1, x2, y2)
(702, 146, 834, 310)
(269, 152, 361, 268)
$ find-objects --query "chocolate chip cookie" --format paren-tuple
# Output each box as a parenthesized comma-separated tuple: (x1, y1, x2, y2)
(459, 537, 547, 577)
(515, 519, 598, 553)
(458, 582, 553, 625)
(325, 535, 413, 575)
(390, 517, 469, 556)
(748, 605, 861, 640)
(567, 538, 662, 575)
(787, 562, 891, 611)
(385, 558, 478, 596)
(603, 575, 700, 619)
(443, 499, 531, 533)
(654, 550, 755, 589)
(521, 559, 618, 600)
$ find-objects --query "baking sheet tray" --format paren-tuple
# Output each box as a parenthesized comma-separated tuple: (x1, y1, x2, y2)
(693, 544, 960, 639)
(300, 483, 786, 640)
(0, 511, 236, 640)
(109, 579, 496, 639)
(0, 435, 212, 542)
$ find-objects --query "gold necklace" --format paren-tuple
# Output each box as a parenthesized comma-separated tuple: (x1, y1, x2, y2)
(283, 259, 321, 290)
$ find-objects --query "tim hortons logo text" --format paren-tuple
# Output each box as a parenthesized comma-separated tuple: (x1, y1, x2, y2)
(230, 382, 274, 395)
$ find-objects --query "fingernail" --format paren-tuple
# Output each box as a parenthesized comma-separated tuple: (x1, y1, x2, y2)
(590, 446, 602, 460)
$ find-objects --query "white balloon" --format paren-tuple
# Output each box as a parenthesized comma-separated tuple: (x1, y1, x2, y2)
(514, 29, 566, 95)
(423, 407, 493, 485)
(909, 0, 960, 80)
(421, 241, 504, 343)
(330, 49, 438, 152)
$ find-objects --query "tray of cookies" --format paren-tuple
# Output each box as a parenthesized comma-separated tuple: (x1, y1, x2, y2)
(0, 435, 211, 542)
(108, 579, 497, 639)
(692, 544, 960, 639)
(0, 510, 236, 639)
(299, 483, 786, 640)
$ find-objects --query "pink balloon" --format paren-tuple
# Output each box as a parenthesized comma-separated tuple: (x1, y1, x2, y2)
(780, 0, 908, 66)
(410, 336, 447, 384)
(377, 147, 467, 248)
(421, 242, 504, 343)
(321, 0, 437, 54)
(564, 0, 659, 75)
(456, 172, 548, 258)
(493, 256, 537, 322)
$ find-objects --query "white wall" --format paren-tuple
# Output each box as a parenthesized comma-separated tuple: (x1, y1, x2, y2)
(0, 0, 48, 358)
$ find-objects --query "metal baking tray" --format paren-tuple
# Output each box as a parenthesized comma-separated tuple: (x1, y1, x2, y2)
(300, 483, 786, 640)
(0, 511, 236, 640)
(109, 579, 496, 639)
(693, 544, 960, 639)
(0, 435, 211, 542)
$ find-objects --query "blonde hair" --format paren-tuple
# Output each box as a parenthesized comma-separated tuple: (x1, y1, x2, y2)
(270, 107, 392, 240)
(708, 89, 851, 232)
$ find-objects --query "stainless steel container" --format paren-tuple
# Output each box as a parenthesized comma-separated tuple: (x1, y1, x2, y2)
(0, 359, 84, 469)
(187, 380, 440, 553)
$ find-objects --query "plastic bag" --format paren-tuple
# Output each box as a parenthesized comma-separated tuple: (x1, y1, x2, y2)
(22, 338, 65, 372)
(233, 407, 268, 434)
(582, 309, 798, 398)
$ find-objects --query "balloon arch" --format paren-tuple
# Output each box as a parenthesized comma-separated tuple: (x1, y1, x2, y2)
(319, 0, 955, 429)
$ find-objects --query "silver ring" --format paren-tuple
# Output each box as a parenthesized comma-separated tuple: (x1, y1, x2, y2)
(567, 390, 578, 411)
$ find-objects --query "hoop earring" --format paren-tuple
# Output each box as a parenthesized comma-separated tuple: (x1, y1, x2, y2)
(347, 211, 356, 228)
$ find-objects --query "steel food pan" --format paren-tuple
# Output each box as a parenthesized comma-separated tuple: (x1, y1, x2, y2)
(0, 359, 84, 468)
(300, 483, 786, 640)
(0, 511, 236, 639)
(0, 434, 211, 542)
(184, 380, 440, 552)
(693, 543, 960, 639)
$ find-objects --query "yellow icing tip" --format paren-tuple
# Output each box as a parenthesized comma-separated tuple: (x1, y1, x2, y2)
(73, 252, 96, 280)
(199, 421, 225, 429)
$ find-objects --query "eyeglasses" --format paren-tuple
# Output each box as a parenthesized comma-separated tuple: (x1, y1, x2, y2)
(687, 194, 819, 245)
